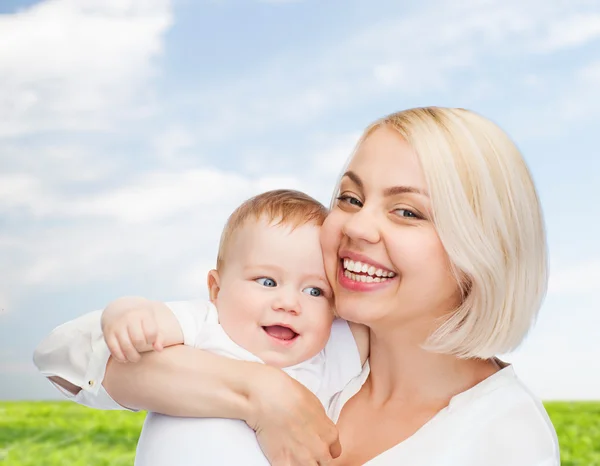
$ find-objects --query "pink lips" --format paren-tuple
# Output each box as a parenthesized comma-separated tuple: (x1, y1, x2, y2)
(262, 324, 299, 346)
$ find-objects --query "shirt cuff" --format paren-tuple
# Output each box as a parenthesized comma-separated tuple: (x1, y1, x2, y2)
(74, 382, 138, 411)
(81, 324, 112, 395)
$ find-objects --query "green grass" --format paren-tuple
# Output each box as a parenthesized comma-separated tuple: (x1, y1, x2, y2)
(0, 402, 145, 465)
(545, 401, 600, 466)
(1, 401, 598, 465)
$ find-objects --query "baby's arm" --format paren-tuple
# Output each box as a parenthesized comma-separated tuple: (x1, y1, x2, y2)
(101, 296, 184, 363)
(348, 322, 370, 365)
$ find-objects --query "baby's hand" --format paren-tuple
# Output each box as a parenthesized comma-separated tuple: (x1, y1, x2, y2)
(101, 297, 165, 363)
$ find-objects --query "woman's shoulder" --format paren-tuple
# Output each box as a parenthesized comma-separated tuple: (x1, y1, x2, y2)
(447, 365, 560, 463)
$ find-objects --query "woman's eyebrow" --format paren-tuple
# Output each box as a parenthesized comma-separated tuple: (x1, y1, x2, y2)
(383, 185, 429, 197)
(342, 170, 428, 197)
(341, 170, 362, 188)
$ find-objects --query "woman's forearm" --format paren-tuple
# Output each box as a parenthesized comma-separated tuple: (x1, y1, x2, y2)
(105, 344, 342, 464)
(103, 344, 265, 420)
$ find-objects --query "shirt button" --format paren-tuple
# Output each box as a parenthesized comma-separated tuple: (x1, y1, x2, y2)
(88, 380, 95, 387)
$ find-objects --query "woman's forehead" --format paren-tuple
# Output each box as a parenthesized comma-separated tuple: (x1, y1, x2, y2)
(344, 126, 427, 192)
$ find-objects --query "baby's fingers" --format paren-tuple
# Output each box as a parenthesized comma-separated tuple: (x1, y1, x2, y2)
(128, 322, 148, 353)
(152, 332, 164, 352)
(141, 317, 159, 348)
(119, 329, 141, 362)
(105, 333, 127, 363)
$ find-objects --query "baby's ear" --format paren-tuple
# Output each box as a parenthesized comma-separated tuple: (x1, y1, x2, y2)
(207, 269, 221, 304)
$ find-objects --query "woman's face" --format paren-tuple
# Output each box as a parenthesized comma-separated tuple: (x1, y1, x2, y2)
(321, 126, 461, 333)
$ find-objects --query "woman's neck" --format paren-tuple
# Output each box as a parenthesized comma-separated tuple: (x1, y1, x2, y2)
(365, 325, 500, 408)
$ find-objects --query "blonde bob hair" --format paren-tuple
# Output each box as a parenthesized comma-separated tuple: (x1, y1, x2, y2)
(345, 107, 548, 359)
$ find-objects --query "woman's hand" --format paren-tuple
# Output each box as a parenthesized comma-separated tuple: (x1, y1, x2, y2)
(245, 366, 342, 465)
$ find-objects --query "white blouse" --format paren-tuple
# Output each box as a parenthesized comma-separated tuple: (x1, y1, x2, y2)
(327, 361, 560, 465)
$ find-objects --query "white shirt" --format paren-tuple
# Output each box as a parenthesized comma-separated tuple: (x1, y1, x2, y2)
(33, 300, 362, 466)
(327, 362, 560, 466)
(33, 301, 560, 466)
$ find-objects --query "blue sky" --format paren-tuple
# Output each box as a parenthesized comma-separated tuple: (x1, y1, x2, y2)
(1, 0, 599, 401)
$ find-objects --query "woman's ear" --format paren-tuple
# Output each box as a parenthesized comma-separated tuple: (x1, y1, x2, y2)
(207, 269, 221, 304)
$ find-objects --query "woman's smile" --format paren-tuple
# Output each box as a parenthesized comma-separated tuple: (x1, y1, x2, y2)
(337, 250, 398, 291)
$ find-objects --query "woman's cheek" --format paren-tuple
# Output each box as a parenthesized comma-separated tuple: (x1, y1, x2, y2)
(320, 214, 342, 253)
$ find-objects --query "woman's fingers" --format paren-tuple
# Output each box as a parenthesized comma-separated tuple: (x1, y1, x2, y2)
(250, 368, 340, 466)
(328, 430, 342, 458)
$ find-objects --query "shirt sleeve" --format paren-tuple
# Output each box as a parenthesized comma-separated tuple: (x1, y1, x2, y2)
(32, 300, 211, 410)
(320, 318, 363, 400)
(169, 300, 215, 347)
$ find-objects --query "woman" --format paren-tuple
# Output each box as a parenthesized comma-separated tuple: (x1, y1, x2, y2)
(34, 107, 559, 465)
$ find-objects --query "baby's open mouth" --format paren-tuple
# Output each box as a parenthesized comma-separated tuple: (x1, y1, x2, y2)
(262, 325, 299, 341)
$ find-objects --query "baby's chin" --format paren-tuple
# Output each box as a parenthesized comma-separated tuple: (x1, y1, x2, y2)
(259, 345, 323, 369)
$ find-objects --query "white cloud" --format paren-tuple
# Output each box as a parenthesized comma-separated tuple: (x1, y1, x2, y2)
(509, 343, 600, 400)
(153, 125, 198, 165)
(0, 0, 172, 137)
(0, 361, 35, 374)
(0, 291, 8, 316)
(559, 61, 600, 121)
(175, 261, 217, 298)
(0, 168, 318, 224)
(66, 169, 253, 223)
(1, 166, 313, 297)
(500, 56, 600, 141)
(258, 0, 303, 3)
(0, 174, 47, 213)
(311, 132, 361, 177)
(507, 296, 600, 400)
(580, 61, 600, 80)
(533, 13, 600, 53)
(548, 259, 600, 295)
(176, 0, 600, 145)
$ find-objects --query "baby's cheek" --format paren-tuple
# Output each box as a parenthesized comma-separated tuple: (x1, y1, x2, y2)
(319, 313, 336, 342)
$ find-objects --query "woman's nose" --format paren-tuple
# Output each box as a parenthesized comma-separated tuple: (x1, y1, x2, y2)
(341, 207, 380, 244)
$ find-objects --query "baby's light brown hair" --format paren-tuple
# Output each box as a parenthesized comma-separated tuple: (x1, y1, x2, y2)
(216, 189, 329, 272)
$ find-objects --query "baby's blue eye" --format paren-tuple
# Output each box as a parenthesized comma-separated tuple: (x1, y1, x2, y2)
(256, 277, 277, 287)
(303, 287, 323, 297)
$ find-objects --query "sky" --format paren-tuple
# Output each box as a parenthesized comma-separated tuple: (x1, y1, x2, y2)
(0, 0, 599, 401)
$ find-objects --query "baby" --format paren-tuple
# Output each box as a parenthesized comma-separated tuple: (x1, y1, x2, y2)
(101, 189, 368, 466)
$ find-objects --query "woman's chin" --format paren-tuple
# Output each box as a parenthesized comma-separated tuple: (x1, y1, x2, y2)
(335, 297, 380, 324)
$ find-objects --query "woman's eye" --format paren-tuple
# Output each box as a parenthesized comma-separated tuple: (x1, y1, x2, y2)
(394, 208, 418, 218)
(256, 277, 277, 287)
(302, 287, 324, 297)
(337, 195, 363, 207)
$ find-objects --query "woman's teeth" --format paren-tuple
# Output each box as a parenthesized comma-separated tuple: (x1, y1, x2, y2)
(342, 259, 396, 283)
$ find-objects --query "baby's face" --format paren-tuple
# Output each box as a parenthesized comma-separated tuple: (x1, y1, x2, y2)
(212, 218, 334, 368)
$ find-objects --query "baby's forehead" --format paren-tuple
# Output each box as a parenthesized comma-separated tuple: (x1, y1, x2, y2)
(228, 217, 324, 260)
(240, 215, 322, 236)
